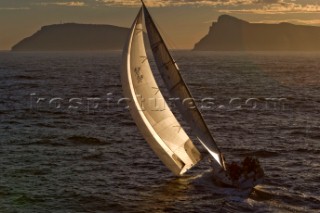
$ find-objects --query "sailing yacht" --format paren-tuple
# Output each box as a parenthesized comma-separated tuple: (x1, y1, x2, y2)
(121, 1, 264, 189)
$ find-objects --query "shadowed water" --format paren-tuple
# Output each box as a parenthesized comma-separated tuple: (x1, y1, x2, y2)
(0, 51, 319, 212)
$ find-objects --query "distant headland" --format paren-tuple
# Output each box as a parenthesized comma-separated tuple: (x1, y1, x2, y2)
(11, 23, 130, 51)
(11, 16, 320, 51)
(194, 15, 320, 51)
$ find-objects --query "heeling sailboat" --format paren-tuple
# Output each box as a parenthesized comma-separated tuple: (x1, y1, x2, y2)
(122, 2, 264, 188)
(141, 1, 225, 169)
(121, 3, 225, 175)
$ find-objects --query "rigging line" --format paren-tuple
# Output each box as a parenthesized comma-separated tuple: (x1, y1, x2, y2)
(142, 6, 185, 64)
(152, 20, 185, 63)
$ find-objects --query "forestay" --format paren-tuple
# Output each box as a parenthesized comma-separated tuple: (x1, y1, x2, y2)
(142, 4, 224, 167)
(121, 9, 201, 175)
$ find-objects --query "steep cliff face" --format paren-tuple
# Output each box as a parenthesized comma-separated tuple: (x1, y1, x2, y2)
(12, 23, 130, 51)
(194, 15, 320, 51)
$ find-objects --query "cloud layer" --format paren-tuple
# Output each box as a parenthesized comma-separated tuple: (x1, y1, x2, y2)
(0, 7, 30, 10)
(36, 1, 86, 7)
(254, 19, 320, 26)
(96, 0, 257, 7)
(0, 0, 319, 14)
(1, 0, 319, 14)
(95, 0, 319, 9)
(95, 0, 320, 14)
(220, 1, 320, 14)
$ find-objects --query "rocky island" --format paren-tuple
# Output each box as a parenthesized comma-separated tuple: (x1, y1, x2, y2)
(12, 23, 130, 51)
(194, 15, 320, 51)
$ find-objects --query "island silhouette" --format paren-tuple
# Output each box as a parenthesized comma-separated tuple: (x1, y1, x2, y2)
(12, 23, 129, 51)
(11, 15, 320, 51)
(194, 15, 320, 51)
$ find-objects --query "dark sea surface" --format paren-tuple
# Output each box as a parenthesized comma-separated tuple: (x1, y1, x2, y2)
(0, 51, 319, 212)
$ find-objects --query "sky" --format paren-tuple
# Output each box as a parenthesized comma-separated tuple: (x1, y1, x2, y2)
(0, 0, 319, 50)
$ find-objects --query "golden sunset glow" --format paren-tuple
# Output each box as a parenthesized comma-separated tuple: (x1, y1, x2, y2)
(1, 0, 319, 50)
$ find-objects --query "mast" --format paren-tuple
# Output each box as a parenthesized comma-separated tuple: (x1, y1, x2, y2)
(142, 3, 225, 168)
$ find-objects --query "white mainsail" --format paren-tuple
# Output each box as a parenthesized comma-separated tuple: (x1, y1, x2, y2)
(142, 4, 224, 168)
(121, 9, 201, 176)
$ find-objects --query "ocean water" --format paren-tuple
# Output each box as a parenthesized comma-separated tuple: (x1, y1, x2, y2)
(0, 51, 319, 212)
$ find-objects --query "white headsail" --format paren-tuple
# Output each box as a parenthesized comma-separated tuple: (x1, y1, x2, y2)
(121, 8, 201, 175)
(142, 3, 224, 168)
